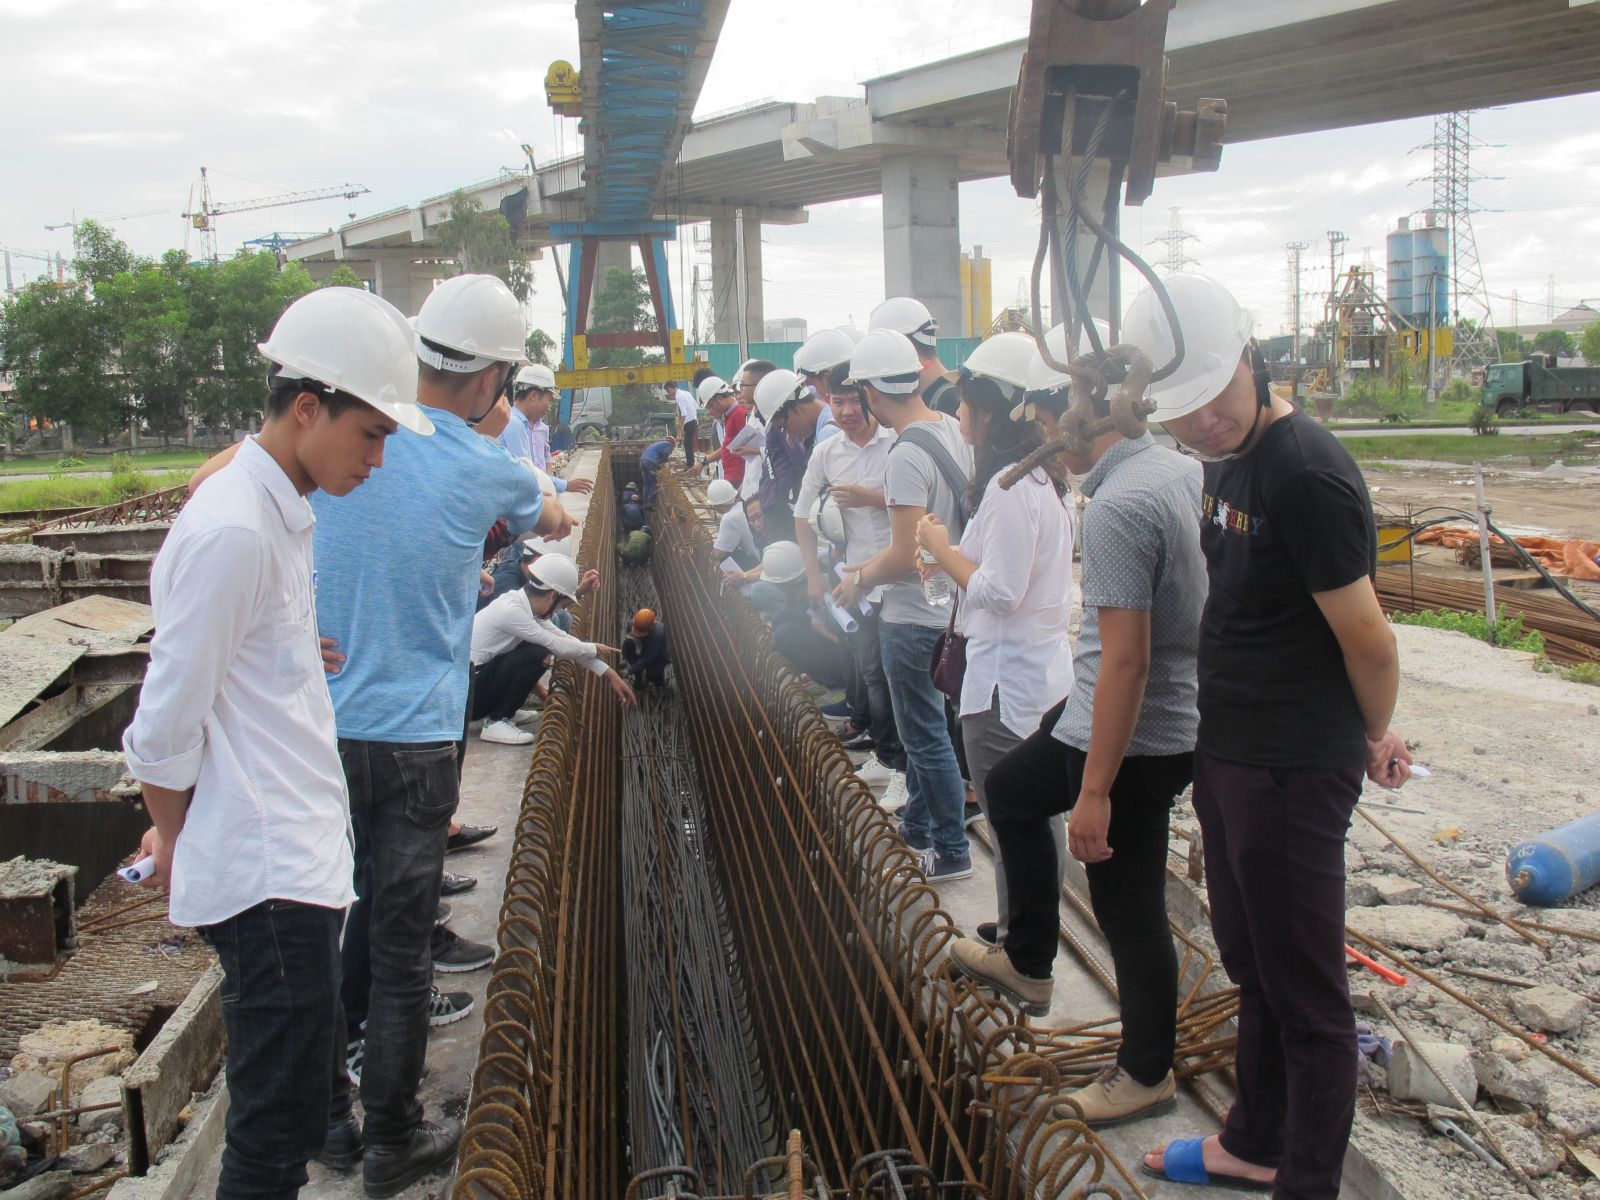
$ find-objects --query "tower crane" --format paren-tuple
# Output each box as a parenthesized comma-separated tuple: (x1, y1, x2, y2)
(1, 246, 67, 299)
(43, 209, 165, 234)
(181, 167, 369, 264)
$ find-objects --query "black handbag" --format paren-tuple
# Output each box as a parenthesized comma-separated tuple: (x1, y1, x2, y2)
(928, 600, 967, 700)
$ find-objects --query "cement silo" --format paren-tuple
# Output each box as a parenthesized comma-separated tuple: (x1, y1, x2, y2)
(1411, 211, 1450, 326)
(1387, 216, 1414, 319)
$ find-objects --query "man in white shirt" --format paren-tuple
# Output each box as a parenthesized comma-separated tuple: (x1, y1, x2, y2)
(470, 551, 636, 725)
(794, 372, 904, 789)
(122, 288, 431, 1200)
(669, 381, 699, 469)
(708, 477, 760, 582)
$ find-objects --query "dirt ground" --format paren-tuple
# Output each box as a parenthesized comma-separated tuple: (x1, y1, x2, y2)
(1366, 458, 1600, 543)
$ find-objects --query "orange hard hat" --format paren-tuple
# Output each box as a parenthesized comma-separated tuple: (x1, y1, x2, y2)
(632, 608, 656, 634)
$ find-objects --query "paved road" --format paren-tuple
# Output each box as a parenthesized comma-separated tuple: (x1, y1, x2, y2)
(1330, 421, 1599, 439)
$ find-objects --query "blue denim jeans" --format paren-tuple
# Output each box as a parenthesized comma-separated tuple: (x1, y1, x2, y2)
(879, 620, 968, 860)
(205, 899, 343, 1200)
(330, 739, 458, 1148)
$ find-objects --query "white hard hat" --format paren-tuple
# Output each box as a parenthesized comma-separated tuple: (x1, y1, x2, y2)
(846, 329, 922, 395)
(753, 369, 806, 423)
(413, 274, 527, 370)
(515, 363, 557, 390)
(1024, 320, 1115, 396)
(760, 541, 806, 584)
(697, 375, 734, 406)
(793, 328, 857, 375)
(961, 332, 1038, 398)
(869, 297, 938, 348)
(707, 478, 738, 506)
(258, 288, 433, 436)
(526, 552, 580, 599)
(836, 326, 865, 345)
(520, 535, 572, 558)
(1123, 274, 1254, 422)
(814, 494, 846, 547)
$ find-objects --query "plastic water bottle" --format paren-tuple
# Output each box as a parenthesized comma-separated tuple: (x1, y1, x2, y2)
(920, 549, 950, 606)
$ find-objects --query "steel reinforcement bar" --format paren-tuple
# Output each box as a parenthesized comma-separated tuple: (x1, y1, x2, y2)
(453, 449, 1151, 1200)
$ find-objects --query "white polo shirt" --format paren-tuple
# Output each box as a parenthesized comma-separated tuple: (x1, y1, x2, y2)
(122, 438, 354, 928)
(673, 386, 698, 425)
(471, 588, 610, 676)
(713, 505, 759, 566)
(794, 420, 897, 572)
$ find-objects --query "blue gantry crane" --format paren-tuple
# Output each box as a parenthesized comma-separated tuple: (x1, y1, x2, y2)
(546, 0, 731, 412)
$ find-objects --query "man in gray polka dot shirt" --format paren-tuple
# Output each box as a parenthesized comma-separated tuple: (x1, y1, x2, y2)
(949, 413, 1205, 1126)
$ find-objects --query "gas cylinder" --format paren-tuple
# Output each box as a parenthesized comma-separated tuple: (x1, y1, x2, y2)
(1505, 811, 1600, 907)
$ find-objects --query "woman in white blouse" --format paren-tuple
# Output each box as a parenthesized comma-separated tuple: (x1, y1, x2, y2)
(915, 333, 1075, 944)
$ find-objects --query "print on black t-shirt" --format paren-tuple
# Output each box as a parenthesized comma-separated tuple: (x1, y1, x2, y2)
(1196, 412, 1377, 770)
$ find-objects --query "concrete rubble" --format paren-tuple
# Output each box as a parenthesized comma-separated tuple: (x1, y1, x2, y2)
(12, 1020, 135, 1094)
(1511, 983, 1591, 1034)
(1388, 1040, 1477, 1106)
(1346, 903, 1469, 951)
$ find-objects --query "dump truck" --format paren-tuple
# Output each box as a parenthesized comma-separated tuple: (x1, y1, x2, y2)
(1481, 358, 1600, 416)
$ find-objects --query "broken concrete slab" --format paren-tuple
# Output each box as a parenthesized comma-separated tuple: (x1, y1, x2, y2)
(1473, 1051, 1547, 1106)
(13, 1021, 135, 1094)
(124, 966, 223, 1165)
(1347, 905, 1469, 952)
(79, 1075, 124, 1133)
(1510, 983, 1590, 1034)
(0, 857, 77, 978)
(1545, 1088, 1600, 1139)
(62, 1143, 115, 1174)
(1388, 1040, 1477, 1106)
(1371, 874, 1426, 905)
(5, 1171, 74, 1200)
(0, 751, 133, 806)
(1479, 1115, 1562, 1179)
(0, 1069, 57, 1118)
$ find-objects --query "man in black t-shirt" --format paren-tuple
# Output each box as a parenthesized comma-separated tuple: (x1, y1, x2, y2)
(1125, 275, 1412, 1200)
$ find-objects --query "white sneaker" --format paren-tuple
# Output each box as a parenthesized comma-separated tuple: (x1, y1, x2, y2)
(878, 772, 909, 813)
(512, 708, 541, 727)
(480, 718, 534, 745)
(855, 758, 894, 788)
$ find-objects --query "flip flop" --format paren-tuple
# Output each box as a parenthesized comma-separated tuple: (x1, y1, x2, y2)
(1138, 1137, 1275, 1192)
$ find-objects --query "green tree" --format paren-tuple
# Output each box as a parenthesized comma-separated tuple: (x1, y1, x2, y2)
(98, 259, 194, 439)
(1532, 328, 1575, 359)
(434, 190, 532, 301)
(1580, 322, 1600, 366)
(1496, 329, 1528, 361)
(71, 219, 147, 287)
(526, 328, 557, 366)
(0, 278, 119, 444)
(319, 265, 366, 290)
(588, 267, 660, 424)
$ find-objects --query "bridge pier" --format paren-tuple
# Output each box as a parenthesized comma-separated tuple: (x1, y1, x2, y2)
(711, 214, 764, 346)
(1049, 159, 1121, 334)
(882, 154, 962, 346)
(371, 259, 447, 317)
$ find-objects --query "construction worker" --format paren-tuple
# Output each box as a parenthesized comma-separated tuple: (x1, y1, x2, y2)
(666, 379, 700, 469)
(1127, 275, 1411, 1197)
(914, 332, 1075, 955)
(623, 608, 670, 688)
(751, 541, 852, 689)
(794, 366, 904, 799)
(708, 477, 760, 579)
(502, 365, 594, 494)
(694, 375, 744, 485)
(839, 330, 973, 881)
(311, 274, 576, 1197)
(946, 323, 1206, 1131)
(121, 288, 431, 1200)
(869, 296, 957, 416)
(792, 328, 857, 439)
(638, 434, 677, 506)
(471, 551, 635, 735)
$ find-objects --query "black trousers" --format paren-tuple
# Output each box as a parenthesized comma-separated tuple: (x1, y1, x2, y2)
(682, 419, 698, 468)
(1192, 749, 1361, 1199)
(987, 705, 1193, 1085)
(471, 641, 547, 723)
(206, 900, 343, 1200)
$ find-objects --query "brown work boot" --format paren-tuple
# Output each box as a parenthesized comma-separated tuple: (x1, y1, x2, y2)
(948, 937, 1053, 1016)
(1065, 1064, 1177, 1128)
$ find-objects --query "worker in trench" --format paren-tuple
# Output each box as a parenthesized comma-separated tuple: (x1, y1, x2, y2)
(121, 288, 432, 1200)
(1124, 274, 1412, 1198)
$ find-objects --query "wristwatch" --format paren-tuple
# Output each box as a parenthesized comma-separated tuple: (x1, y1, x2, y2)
(851, 569, 864, 590)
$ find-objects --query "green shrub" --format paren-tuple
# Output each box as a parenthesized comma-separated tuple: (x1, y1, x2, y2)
(1440, 379, 1476, 406)
(1392, 608, 1545, 654)
(1562, 662, 1600, 687)
(1468, 406, 1499, 437)
(108, 452, 152, 500)
(54, 456, 87, 469)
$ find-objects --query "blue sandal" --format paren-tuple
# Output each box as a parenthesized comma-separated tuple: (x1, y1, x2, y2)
(1139, 1138, 1275, 1192)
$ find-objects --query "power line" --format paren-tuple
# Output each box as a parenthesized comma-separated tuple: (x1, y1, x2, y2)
(1418, 112, 1498, 372)
(1148, 207, 1199, 274)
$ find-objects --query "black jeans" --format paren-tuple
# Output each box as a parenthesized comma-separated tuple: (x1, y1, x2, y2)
(206, 899, 343, 1200)
(330, 738, 458, 1148)
(1192, 750, 1361, 1199)
(987, 706, 1193, 1086)
(471, 642, 547, 723)
(682, 418, 698, 468)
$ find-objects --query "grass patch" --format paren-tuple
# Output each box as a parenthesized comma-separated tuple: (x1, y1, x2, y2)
(0, 470, 191, 514)
(1392, 608, 1546, 653)
(1559, 662, 1600, 687)
(1342, 432, 1600, 467)
(0, 449, 212, 476)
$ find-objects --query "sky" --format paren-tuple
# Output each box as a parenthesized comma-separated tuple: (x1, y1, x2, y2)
(5, 0, 1600, 345)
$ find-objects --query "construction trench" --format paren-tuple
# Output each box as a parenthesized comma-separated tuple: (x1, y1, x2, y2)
(450, 448, 1243, 1200)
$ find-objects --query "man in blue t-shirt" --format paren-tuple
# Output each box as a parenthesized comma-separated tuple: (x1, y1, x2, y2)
(638, 435, 676, 505)
(311, 275, 575, 1196)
